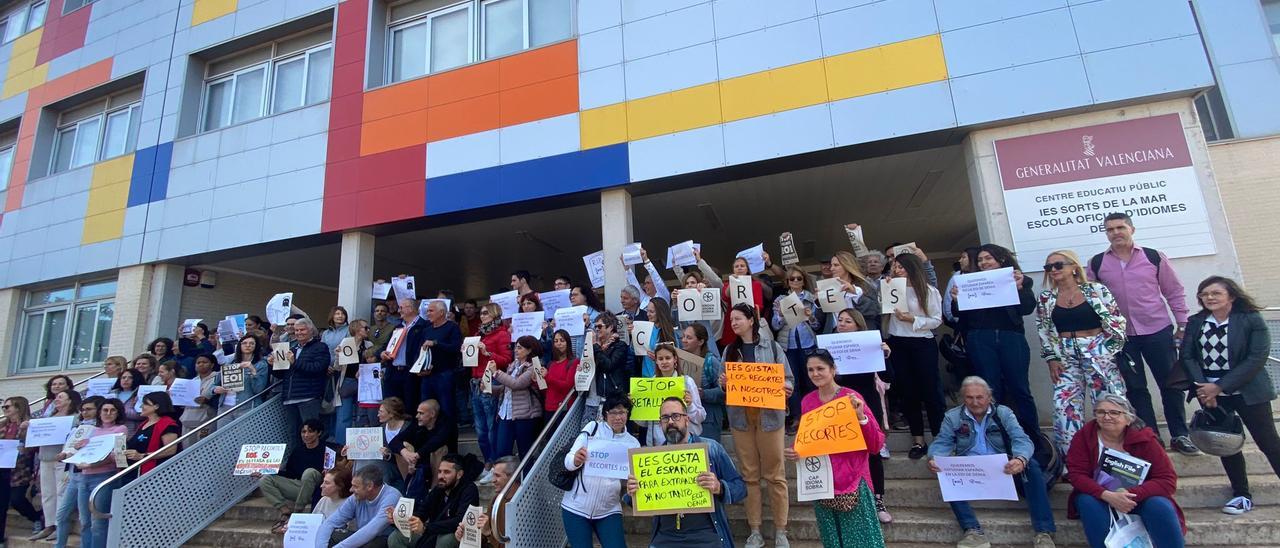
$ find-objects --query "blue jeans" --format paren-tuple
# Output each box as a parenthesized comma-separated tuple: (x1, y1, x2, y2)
(420, 368, 456, 422)
(1075, 494, 1184, 548)
(562, 509, 626, 548)
(967, 329, 1041, 440)
(470, 381, 498, 464)
(333, 382, 357, 445)
(495, 417, 539, 459)
(949, 459, 1055, 533)
(56, 471, 112, 548)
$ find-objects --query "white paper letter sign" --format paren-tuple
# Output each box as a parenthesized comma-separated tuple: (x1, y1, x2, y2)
(283, 513, 323, 548)
(271, 342, 293, 371)
(880, 278, 908, 314)
(677, 290, 701, 322)
(462, 337, 481, 368)
(336, 337, 360, 365)
(934, 454, 1019, 502)
(955, 267, 1020, 311)
(816, 331, 886, 375)
(489, 291, 519, 320)
(583, 251, 606, 289)
(815, 278, 844, 314)
(630, 321, 654, 356)
(796, 455, 835, 502)
(729, 276, 753, 307)
(777, 293, 806, 328)
(511, 312, 544, 340)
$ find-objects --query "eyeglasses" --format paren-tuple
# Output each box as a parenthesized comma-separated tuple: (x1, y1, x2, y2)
(1042, 261, 1072, 271)
(1198, 290, 1228, 299)
(605, 409, 628, 417)
(658, 413, 687, 424)
(1095, 410, 1127, 418)
(1, 405, 10, 410)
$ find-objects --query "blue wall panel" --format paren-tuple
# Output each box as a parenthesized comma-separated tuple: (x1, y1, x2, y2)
(1070, 0, 1199, 53)
(1084, 35, 1214, 104)
(951, 56, 1093, 126)
(941, 8, 1079, 77)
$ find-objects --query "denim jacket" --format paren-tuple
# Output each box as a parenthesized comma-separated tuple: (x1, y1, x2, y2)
(639, 435, 747, 548)
(927, 404, 1033, 461)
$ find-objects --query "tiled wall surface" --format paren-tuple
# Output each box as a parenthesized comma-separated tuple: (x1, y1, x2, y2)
(0, 0, 1227, 290)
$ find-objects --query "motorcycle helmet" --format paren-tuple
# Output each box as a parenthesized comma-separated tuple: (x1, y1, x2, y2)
(1189, 407, 1246, 457)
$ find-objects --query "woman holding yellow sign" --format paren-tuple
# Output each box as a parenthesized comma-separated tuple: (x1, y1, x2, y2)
(786, 350, 886, 548)
(640, 344, 706, 447)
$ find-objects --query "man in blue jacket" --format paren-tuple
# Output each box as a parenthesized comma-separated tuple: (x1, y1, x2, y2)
(627, 398, 746, 548)
(270, 317, 330, 450)
(928, 377, 1056, 548)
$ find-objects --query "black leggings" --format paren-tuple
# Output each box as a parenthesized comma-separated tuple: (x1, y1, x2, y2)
(842, 373, 885, 495)
(887, 336, 945, 438)
(3, 474, 42, 541)
(1215, 396, 1280, 499)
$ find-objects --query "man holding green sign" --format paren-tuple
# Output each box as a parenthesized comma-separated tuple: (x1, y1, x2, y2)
(627, 398, 746, 548)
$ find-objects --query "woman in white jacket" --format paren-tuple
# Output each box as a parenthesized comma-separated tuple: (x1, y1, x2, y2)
(560, 394, 640, 548)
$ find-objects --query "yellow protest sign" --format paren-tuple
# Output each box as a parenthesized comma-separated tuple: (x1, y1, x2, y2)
(724, 362, 786, 410)
(629, 443, 714, 516)
(794, 394, 867, 457)
(629, 377, 685, 421)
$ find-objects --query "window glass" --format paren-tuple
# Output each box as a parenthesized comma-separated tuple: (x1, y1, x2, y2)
(70, 305, 96, 366)
(305, 47, 333, 105)
(0, 146, 13, 192)
(1265, 0, 1280, 54)
(203, 78, 233, 131)
(208, 47, 271, 78)
(529, 0, 570, 47)
(277, 28, 331, 56)
(272, 56, 306, 113)
(52, 127, 75, 173)
(430, 7, 470, 72)
(29, 287, 74, 306)
(6, 8, 26, 42)
(484, 0, 522, 59)
(26, 0, 45, 31)
(101, 108, 132, 159)
(390, 0, 459, 23)
(94, 302, 113, 362)
(231, 67, 266, 124)
(126, 104, 141, 153)
(18, 312, 44, 371)
(69, 117, 100, 169)
(77, 280, 116, 299)
(391, 21, 429, 82)
(18, 281, 114, 372)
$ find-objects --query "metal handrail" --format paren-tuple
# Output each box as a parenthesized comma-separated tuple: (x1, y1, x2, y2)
(492, 390, 580, 544)
(29, 370, 108, 409)
(88, 379, 284, 515)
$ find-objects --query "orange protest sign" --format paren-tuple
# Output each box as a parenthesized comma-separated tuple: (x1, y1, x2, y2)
(793, 395, 867, 457)
(724, 362, 786, 410)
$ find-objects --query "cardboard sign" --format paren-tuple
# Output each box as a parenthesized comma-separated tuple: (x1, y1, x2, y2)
(266, 293, 293, 325)
(728, 276, 753, 307)
(283, 513, 323, 548)
(779, 232, 799, 266)
(391, 276, 417, 302)
(27, 416, 75, 447)
(794, 395, 868, 457)
(796, 454, 835, 502)
(622, 242, 644, 265)
(85, 378, 116, 398)
(630, 321, 654, 357)
(955, 267, 1020, 311)
(629, 377, 685, 421)
(337, 337, 360, 365)
(583, 251, 606, 289)
(459, 506, 484, 548)
(584, 439, 632, 479)
(724, 362, 786, 410)
(777, 293, 806, 328)
(393, 497, 415, 537)
(666, 241, 698, 269)
(372, 281, 392, 300)
(62, 434, 121, 467)
(554, 305, 588, 337)
(346, 427, 384, 460)
(816, 331, 886, 375)
(233, 443, 288, 475)
(358, 364, 383, 404)
(575, 333, 595, 392)
(222, 365, 246, 392)
(489, 291, 519, 320)
(815, 278, 845, 314)
(540, 289, 571, 320)
(880, 278, 908, 314)
(845, 225, 870, 258)
(629, 443, 713, 516)
(271, 342, 293, 370)
(935, 454, 1019, 502)
(462, 337, 481, 368)
(532, 357, 547, 390)
(168, 377, 201, 406)
(735, 244, 766, 274)
(180, 319, 202, 337)
(675, 348, 705, 387)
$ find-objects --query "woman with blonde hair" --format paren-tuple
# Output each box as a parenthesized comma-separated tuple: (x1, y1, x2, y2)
(824, 251, 880, 333)
(1035, 249, 1127, 455)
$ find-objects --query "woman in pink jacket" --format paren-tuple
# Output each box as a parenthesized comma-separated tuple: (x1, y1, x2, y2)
(785, 349, 886, 548)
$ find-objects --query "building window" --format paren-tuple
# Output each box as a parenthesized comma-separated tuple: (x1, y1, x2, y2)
(2, 0, 47, 43)
(385, 0, 571, 84)
(1265, 0, 1280, 54)
(201, 27, 333, 132)
(17, 279, 115, 372)
(49, 88, 141, 174)
(1194, 88, 1235, 142)
(61, 0, 96, 15)
(0, 131, 15, 192)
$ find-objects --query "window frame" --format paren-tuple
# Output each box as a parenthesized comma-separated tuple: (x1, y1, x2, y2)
(480, 0, 528, 60)
(1, 0, 46, 43)
(0, 142, 15, 193)
(197, 29, 335, 133)
(48, 92, 142, 174)
(15, 279, 115, 374)
(386, 0, 475, 84)
(61, 0, 95, 16)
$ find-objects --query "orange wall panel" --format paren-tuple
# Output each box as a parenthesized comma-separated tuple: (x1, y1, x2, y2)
(427, 62, 500, 108)
(498, 40, 577, 90)
(360, 109, 430, 156)
(362, 77, 429, 123)
(427, 94, 500, 142)
(498, 75, 578, 127)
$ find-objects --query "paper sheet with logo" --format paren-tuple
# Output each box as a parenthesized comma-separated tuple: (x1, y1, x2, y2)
(816, 331, 886, 375)
(391, 276, 417, 301)
(233, 443, 288, 475)
(796, 455, 834, 502)
(346, 427, 384, 460)
(62, 434, 122, 466)
(460, 505, 484, 548)
(283, 513, 323, 548)
(26, 416, 75, 447)
(955, 267, 1020, 311)
(394, 497, 415, 537)
(265, 293, 293, 325)
(934, 454, 1018, 502)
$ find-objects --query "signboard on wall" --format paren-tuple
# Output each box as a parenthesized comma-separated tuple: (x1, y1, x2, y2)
(994, 113, 1215, 271)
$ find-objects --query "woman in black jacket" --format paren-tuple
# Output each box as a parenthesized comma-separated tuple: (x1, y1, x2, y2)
(1179, 276, 1280, 516)
(588, 312, 634, 419)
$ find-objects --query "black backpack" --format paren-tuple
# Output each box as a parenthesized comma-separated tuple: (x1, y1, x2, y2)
(547, 421, 598, 491)
(1089, 247, 1161, 281)
(991, 408, 1063, 495)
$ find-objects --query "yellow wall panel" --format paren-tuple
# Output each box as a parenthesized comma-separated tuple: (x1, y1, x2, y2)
(93, 154, 135, 185)
(84, 181, 129, 216)
(719, 71, 772, 122)
(770, 61, 828, 113)
(878, 34, 948, 90)
(580, 103, 628, 149)
(667, 82, 722, 131)
(10, 29, 42, 58)
(824, 47, 887, 99)
(192, 0, 238, 26)
(2, 63, 48, 99)
(82, 211, 125, 244)
(626, 93, 674, 140)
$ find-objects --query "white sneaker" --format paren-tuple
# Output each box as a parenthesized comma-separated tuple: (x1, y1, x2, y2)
(1223, 496, 1253, 515)
(774, 532, 789, 548)
(744, 531, 764, 548)
(879, 444, 890, 459)
(477, 469, 494, 485)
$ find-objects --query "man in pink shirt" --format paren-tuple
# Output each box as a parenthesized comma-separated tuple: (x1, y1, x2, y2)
(1089, 212, 1199, 455)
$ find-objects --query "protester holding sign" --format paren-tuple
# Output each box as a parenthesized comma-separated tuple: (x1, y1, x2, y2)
(681, 324, 724, 442)
(719, 303, 795, 548)
(641, 345, 706, 447)
(1, 396, 44, 540)
(827, 308, 892, 521)
(770, 266, 822, 433)
(470, 303, 511, 485)
(1035, 250, 1127, 456)
(588, 314, 635, 404)
(123, 392, 181, 476)
(821, 251, 880, 334)
(886, 253, 946, 460)
(928, 377, 1057, 548)
(542, 331, 579, 413)
(321, 306, 353, 371)
(386, 454, 478, 548)
(569, 285, 606, 355)
(214, 334, 271, 424)
(491, 337, 545, 460)
(269, 318, 333, 451)
(639, 300, 679, 378)
(259, 419, 339, 534)
(718, 258, 765, 348)
(32, 390, 80, 541)
(331, 320, 375, 445)
(559, 394, 638, 548)
(672, 247, 726, 343)
(951, 245, 1043, 446)
(320, 308, 353, 443)
(381, 299, 429, 415)
(110, 369, 147, 436)
(417, 300, 463, 428)
(315, 465, 402, 547)
(785, 351, 886, 547)
(179, 354, 220, 444)
(1065, 394, 1184, 548)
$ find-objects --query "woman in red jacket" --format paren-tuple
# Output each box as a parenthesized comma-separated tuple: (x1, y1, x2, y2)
(473, 303, 512, 485)
(719, 256, 765, 348)
(542, 329, 578, 412)
(1066, 393, 1185, 548)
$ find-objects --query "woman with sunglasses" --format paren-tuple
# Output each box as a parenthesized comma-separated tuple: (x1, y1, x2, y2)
(1, 396, 45, 540)
(771, 266, 822, 434)
(1035, 250, 1127, 456)
(886, 253, 945, 461)
(471, 303, 512, 485)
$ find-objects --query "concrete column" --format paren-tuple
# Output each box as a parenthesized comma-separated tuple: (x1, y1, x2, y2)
(146, 264, 184, 343)
(962, 98, 1242, 425)
(338, 231, 376, 317)
(600, 189, 634, 311)
(111, 265, 155, 358)
(0, 288, 24, 377)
